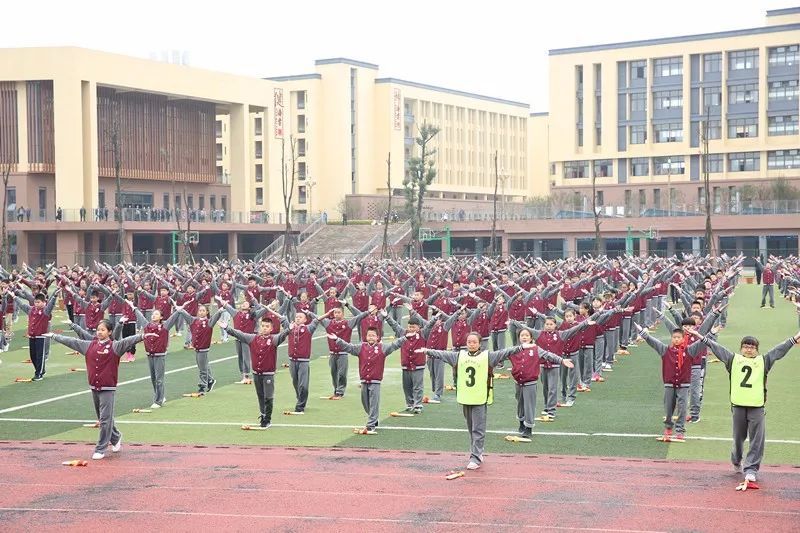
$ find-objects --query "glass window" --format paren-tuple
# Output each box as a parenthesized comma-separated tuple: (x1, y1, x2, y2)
(768, 45, 799, 67)
(703, 53, 722, 73)
(254, 141, 262, 159)
(630, 157, 649, 176)
(298, 161, 307, 179)
(255, 187, 263, 205)
(297, 115, 306, 133)
(654, 89, 683, 110)
(729, 49, 759, 71)
(768, 115, 799, 136)
(728, 117, 758, 138)
(297, 138, 306, 156)
(767, 149, 800, 169)
(630, 60, 646, 80)
(255, 164, 263, 182)
(653, 156, 685, 175)
(728, 83, 759, 104)
(706, 153, 723, 173)
(593, 159, 613, 177)
(654, 56, 682, 77)
(564, 160, 589, 179)
(653, 189, 661, 209)
(215, 120, 222, 138)
(254, 117, 262, 136)
(298, 186, 307, 204)
(630, 92, 647, 113)
(653, 122, 683, 143)
(768, 79, 799, 101)
(297, 91, 306, 109)
(702, 87, 721, 108)
(163, 193, 169, 209)
(701, 119, 722, 140)
(728, 151, 760, 172)
(576, 127, 583, 147)
(630, 124, 647, 144)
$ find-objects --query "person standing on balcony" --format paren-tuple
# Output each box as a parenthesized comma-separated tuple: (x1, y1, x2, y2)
(80, 206, 86, 221)
(55, 207, 63, 221)
(17, 206, 24, 222)
(25, 207, 31, 222)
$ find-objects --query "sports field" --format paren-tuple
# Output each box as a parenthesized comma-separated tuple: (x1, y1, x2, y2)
(0, 283, 798, 464)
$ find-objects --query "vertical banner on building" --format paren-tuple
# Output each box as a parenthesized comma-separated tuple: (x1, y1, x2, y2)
(393, 88, 401, 130)
(274, 88, 284, 138)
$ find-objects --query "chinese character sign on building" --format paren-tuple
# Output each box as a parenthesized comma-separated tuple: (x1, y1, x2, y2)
(274, 88, 284, 138)
(393, 88, 401, 131)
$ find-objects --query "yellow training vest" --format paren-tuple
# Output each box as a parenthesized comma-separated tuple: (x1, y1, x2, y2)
(456, 350, 493, 406)
(730, 353, 765, 407)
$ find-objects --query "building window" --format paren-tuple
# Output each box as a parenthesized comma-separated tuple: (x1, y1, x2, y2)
(654, 90, 682, 110)
(768, 115, 799, 136)
(254, 117, 262, 136)
(254, 141, 262, 159)
(767, 149, 800, 169)
(768, 79, 799, 101)
(702, 87, 721, 108)
(630, 157, 649, 176)
(199, 194, 205, 211)
(728, 83, 759, 104)
(216, 166, 223, 180)
(653, 156, 684, 175)
(624, 189, 632, 214)
(768, 45, 799, 67)
(729, 49, 759, 71)
(298, 186, 307, 204)
(596, 190, 604, 206)
(653, 122, 683, 143)
(255, 164, 263, 182)
(702, 119, 721, 140)
(162, 193, 169, 209)
(297, 91, 306, 109)
(630, 60, 646, 81)
(653, 189, 661, 209)
(630, 92, 646, 113)
(638, 189, 646, 210)
(215, 120, 223, 138)
(703, 52, 722, 73)
(255, 187, 263, 205)
(297, 115, 305, 133)
(297, 138, 306, 157)
(98, 190, 105, 208)
(210, 195, 216, 210)
(576, 127, 583, 147)
(705, 153, 723, 173)
(728, 151, 760, 172)
(187, 195, 193, 210)
(629, 124, 647, 144)
(175, 195, 181, 209)
(563, 160, 589, 179)
(298, 161, 307, 179)
(654, 56, 682, 77)
(593, 159, 613, 177)
(549, 163, 556, 175)
(728, 117, 758, 138)
(216, 144, 223, 161)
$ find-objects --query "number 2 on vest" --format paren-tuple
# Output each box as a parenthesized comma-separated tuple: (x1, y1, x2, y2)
(739, 365, 753, 388)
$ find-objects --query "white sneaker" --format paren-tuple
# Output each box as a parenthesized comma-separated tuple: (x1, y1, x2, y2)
(149, 403, 161, 409)
(111, 438, 122, 453)
(744, 472, 756, 482)
(92, 452, 105, 460)
(466, 461, 480, 470)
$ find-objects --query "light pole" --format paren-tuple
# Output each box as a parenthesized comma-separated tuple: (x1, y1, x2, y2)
(499, 167, 509, 220)
(307, 179, 316, 219)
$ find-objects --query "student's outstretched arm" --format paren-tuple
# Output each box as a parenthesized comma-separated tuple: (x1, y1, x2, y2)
(225, 326, 254, 345)
(696, 336, 735, 366)
(48, 333, 92, 354)
(383, 336, 406, 355)
(489, 345, 525, 366)
(113, 334, 145, 356)
(333, 337, 361, 356)
(635, 326, 668, 357)
(68, 321, 95, 340)
(764, 334, 800, 372)
(384, 314, 405, 337)
(421, 348, 459, 366)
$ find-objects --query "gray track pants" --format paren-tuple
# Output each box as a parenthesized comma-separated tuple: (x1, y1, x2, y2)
(515, 382, 537, 429)
(402, 368, 425, 408)
(235, 340, 251, 375)
(147, 355, 166, 405)
(689, 365, 705, 419)
(427, 356, 444, 398)
(559, 354, 578, 402)
(731, 405, 766, 478)
(594, 335, 605, 373)
(329, 353, 348, 396)
(253, 373, 275, 422)
(664, 387, 689, 434)
(761, 285, 774, 307)
(361, 382, 381, 430)
(578, 347, 593, 385)
(463, 403, 487, 464)
(92, 389, 121, 454)
(195, 349, 213, 391)
(491, 330, 506, 352)
(540, 366, 559, 416)
(289, 360, 310, 412)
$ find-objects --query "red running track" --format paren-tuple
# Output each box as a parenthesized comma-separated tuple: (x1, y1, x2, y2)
(0, 440, 798, 532)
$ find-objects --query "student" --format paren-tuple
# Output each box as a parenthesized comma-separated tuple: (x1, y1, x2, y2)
(699, 330, 800, 486)
(316, 304, 369, 399)
(416, 332, 536, 470)
(327, 326, 407, 434)
(176, 305, 223, 395)
(13, 290, 57, 381)
(132, 306, 182, 408)
(635, 323, 707, 442)
(223, 318, 290, 428)
(411, 305, 459, 403)
(45, 320, 152, 459)
(217, 296, 271, 385)
(279, 311, 320, 414)
(385, 313, 427, 414)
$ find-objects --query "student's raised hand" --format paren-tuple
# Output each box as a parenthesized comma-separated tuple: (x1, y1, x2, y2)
(683, 326, 700, 337)
(41, 332, 54, 337)
(413, 347, 426, 354)
(326, 333, 337, 340)
(144, 332, 159, 338)
(380, 309, 388, 318)
(587, 320, 596, 326)
(219, 322, 228, 330)
(562, 359, 575, 368)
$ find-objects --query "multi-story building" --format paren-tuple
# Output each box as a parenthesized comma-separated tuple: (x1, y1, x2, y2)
(541, 7, 800, 218)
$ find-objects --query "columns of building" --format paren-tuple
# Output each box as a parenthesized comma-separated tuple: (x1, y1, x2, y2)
(228, 232, 238, 260)
(53, 76, 84, 211)
(81, 81, 98, 211)
(15, 81, 28, 169)
(228, 104, 251, 215)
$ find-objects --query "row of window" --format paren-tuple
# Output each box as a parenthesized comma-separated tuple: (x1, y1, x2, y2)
(564, 149, 800, 178)
(253, 185, 309, 206)
(628, 114, 798, 144)
(636, 46, 797, 80)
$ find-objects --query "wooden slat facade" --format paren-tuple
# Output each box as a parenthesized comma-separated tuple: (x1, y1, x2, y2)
(27, 80, 55, 172)
(97, 88, 216, 183)
(0, 82, 19, 168)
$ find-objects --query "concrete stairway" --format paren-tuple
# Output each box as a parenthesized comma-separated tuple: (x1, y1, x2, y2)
(295, 224, 386, 259)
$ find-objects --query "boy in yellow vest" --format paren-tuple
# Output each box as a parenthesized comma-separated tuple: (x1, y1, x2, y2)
(699, 330, 800, 488)
(416, 332, 557, 471)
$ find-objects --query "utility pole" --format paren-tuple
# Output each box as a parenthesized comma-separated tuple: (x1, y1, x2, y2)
(490, 150, 499, 255)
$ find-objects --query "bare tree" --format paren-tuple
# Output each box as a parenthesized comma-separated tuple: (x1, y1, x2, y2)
(281, 135, 298, 259)
(108, 97, 129, 263)
(380, 153, 392, 259)
(0, 163, 11, 269)
(490, 151, 499, 255)
(403, 122, 440, 257)
(700, 106, 714, 255)
(591, 173, 602, 256)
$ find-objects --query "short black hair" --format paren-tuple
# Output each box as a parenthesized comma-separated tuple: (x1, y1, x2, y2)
(34, 293, 47, 302)
(366, 326, 379, 335)
(740, 336, 759, 349)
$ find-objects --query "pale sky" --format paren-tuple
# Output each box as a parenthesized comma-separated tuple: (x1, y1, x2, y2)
(1, 0, 794, 111)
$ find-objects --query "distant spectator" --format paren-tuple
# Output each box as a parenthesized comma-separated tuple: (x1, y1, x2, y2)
(55, 207, 63, 221)
(17, 206, 24, 222)
(79, 206, 86, 221)
(25, 207, 31, 222)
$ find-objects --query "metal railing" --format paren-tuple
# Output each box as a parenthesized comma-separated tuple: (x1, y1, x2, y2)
(294, 215, 327, 249)
(5, 208, 309, 225)
(253, 235, 285, 262)
(352, 234, 382, 260)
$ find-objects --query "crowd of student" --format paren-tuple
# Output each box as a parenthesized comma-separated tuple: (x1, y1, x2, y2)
(1, 253, 798, 487)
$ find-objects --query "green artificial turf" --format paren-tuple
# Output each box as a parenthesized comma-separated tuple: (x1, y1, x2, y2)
(0, 283, 797, 464)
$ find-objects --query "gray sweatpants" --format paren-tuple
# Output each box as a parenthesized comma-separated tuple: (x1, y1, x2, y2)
(253, 373, 275, 421)
(402, 368, 425, 408)
(663, 387, 689, 434)
(462, 403, 487, 464)
(731, 405, 766, 478)
(91, 389, 121, 454)
(182, 317, 193, 344)
(621, 317, 632, 347)
(147, 355, 166, 405)
(195, 349, 213, 391)
(689, 365, 705, 419)
(329, 353, 348, 396)
(540, 366, 559, 416)
(235, 340, 252, 375)
(508, 322, 521, 346)
(361, 382, 381, 429)
(578, 347, 593, 385)
(593, 335, 605, 375)
(289, 360, 310, 411)
(515, 382, 537, 429)
(426, 356, 444, 398)
(604, 327, 618, 363)
(491, 330, 506, 352)
(559, 354, 578, 403)
(761, 285, 774, 307)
